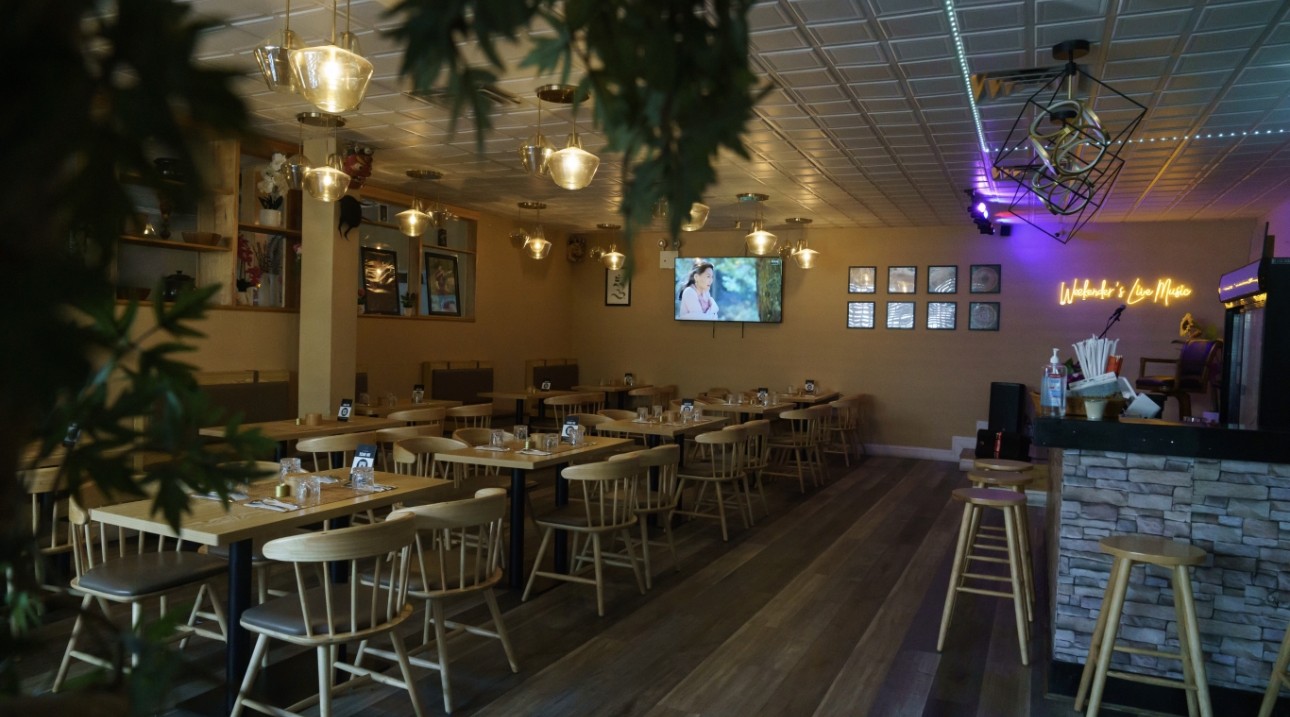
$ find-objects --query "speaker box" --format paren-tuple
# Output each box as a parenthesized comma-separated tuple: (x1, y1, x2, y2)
(988, 381, 1027, 435)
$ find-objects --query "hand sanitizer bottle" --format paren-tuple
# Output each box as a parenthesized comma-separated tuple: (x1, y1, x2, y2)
(1041, 348, 1067, 418)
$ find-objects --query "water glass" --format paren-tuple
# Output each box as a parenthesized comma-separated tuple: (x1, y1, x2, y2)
(278, 457, 303, 486)
(543, 433, 558, 452)
(787, 385, 796, 397)
(637, 407, 649, 422)
(571, 425, 586, 446)
(412, 388, 424, 404)
(514, 424, 529, 442)
(352, 463, 375, 493)
(490, 429, 505, 448)
(652, 405, 663, 422)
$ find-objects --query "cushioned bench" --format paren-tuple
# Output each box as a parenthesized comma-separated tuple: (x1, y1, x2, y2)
(420, 360, 494, 406)
(198, 370, 296, 424)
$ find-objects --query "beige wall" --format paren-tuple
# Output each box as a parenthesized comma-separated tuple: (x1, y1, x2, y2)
(568, 219, 1251, 455)
(133, 307, 300, 372)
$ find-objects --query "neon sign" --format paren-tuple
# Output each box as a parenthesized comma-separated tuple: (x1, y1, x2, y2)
(1058, 278, 1193, 306)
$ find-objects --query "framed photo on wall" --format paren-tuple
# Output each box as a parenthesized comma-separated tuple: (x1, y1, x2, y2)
(928, 265, 957, 294)
(886, 301, 915, 329)
(848, 266, 876, 293)
(927, 301, 957, 329)
(888, 266, 916, 294)
(970, 264, 1001, 293)
(969, 301, 1000, 331)
(606, 268, 631, 306)
(360, 247, 400, 315)
(423, 250, 461, 316)
(846, 301, 875, 329)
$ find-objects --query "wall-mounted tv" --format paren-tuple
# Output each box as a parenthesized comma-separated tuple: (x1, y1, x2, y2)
(674, 256, 783, 323)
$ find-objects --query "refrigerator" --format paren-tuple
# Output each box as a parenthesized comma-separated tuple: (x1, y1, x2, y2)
(1219, 257, 1290, 430)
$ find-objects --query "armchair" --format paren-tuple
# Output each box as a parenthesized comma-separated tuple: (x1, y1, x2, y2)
(1134, 339, 1223, 419)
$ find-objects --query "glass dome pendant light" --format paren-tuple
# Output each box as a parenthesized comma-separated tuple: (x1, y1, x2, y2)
(289, 0, 373, 114)
(253, 0, 300, 93)
(548, 103, 600, 190)
(590, 223, 626, 269)
(786, 217, 819, 268)
(739, 193, 778, 256)
(681, 202, 710, 231)
(519, 92, 554, 176)
(302, 122, 350, 203)
(396, 169, 440, 237)
(518, 201, 551, 259)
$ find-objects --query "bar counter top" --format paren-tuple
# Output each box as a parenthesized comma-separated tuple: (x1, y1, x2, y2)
(1033, 416, 1290, 463)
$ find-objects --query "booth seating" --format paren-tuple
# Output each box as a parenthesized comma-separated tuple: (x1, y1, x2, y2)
(197, 370, 296, 425)
(421, 360, 494, 410)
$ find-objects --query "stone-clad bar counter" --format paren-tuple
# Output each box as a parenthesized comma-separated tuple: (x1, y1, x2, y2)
(1034, 417, 1290, 712)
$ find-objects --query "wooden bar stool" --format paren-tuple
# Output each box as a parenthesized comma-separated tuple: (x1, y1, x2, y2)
(937, 487, 1033, 665)
(1075, 534, 1211, 717)
(967, 471, 1036, 620)
(972, 457, 1034, 473)
(1259, 617, 1290, 717)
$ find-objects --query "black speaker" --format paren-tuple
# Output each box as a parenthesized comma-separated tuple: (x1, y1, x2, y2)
(1000, 223, 1013, 237)
(988, 381, 1027, 435)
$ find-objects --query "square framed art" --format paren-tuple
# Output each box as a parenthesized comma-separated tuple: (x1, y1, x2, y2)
(927, 301, 957, 329)
(888, 266, 916, 294)
(848, 266, 876, 293)
(886, 301, 915, 329)
(969, 301, 1000, 330)
(847, 301, 875, 328)
(928, 265, 957, 294)
(969, 264, 1001, 293)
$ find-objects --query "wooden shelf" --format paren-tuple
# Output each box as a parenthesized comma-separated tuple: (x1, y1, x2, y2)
(237, 222, 301, 238)
(119, 235, 230, 252)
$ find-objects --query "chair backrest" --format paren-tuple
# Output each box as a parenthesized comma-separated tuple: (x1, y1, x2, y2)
(777, 408, 819, 446)
(67, 483, 187, 578)
(610, 444, 680, 512)
(446, 403, 493, 429)
(451, 427, 514, 446)
(388, 488, 506, 596)
(597, 409, 636, 421)
(691, 427, 747, 479)
(21, 466, 71, 556)
(386, 406, 448, 429)
(567, 413, 612, 427)
(262, 513, 417, 642)
(376, 425, 443, 447)
(295, 432, 381, 471)
(545, 392, 604, 421)
(561, 458, 641, 530)
(393, 436, 468, 481)
(1177, 339, 1222, 387)
(828, 397, 860, 430)
(734, 419, 771, 473)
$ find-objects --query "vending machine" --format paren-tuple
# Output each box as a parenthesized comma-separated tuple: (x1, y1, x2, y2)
(1219, 257, 1290, 429)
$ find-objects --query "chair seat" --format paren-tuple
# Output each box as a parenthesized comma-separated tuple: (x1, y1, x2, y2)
(678, 463, 739, 482)
(74, 552, 227, 598)
(534, 504, 596, 529)
(241, 585, 401, 636)
(1134, 376, 1175, 391)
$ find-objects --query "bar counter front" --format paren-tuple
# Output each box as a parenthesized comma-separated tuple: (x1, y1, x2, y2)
(1034, 416, 1290, 713)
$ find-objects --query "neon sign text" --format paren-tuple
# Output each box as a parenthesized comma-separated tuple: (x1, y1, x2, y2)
(1058, 278, 1193, 306)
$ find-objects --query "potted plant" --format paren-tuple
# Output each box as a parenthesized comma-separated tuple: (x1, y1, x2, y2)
(400, 292, 417, 315)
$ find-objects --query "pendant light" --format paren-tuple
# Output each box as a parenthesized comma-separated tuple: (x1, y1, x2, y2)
(519, 88, 557, 176)
(518, 202, 550, 259)
(396, 169, 440, 237)
(289, 0, 373, 113)
(285, 111, 338, 191)
(681, 202, 710, 231)
(739, 193, 777, 256)
(786, 217, 819, 268)
(590, 223, 626, 270)
(543, 85, 599, 190)
(253, 0, 300, 92)
(303, 154, 350, 202)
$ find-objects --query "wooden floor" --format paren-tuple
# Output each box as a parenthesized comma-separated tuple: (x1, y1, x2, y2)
(22, 455, 1153, 716)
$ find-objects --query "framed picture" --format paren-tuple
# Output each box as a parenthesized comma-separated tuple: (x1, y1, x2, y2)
(886, 301, 915, 329)
(928, 265, 957, 294)
(846, 301, 875, 329)
(927, 301, 957, 330)
(970, 264, 1001, 293)
(360, 247, 400, 315)
(848, 266, 876, 294)
(969, 301, 1000, 331)
(606, 268, 631, 306)
(423, 250, 461, 316)
(888, 266, 916, 294)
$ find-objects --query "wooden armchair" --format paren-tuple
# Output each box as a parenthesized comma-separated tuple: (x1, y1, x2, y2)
(1134, 339, 1223, 419)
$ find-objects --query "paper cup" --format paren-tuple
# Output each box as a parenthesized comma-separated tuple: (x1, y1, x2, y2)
(1084, 398, 1108, 421)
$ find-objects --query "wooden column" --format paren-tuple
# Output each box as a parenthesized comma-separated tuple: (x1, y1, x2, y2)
(297, 136, 357, 415)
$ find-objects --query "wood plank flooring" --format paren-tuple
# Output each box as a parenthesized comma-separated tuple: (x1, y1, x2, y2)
(20, 456, 1155, 716)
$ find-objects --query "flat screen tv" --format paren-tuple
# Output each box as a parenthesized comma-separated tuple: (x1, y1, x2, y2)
(674, 256, 783, 323)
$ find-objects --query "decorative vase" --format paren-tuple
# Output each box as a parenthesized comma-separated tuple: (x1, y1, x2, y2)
(259, 208, 283, 227)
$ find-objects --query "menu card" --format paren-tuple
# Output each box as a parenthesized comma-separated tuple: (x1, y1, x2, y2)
(624, 372, 634, 386)
(756, 387, 768, 404)
(541, 380, 552, 391)
(351, 444, 377, 473)
(561, 416, 579, 443)
(804, 379, 816, 395)
(63, 422, 81, 448)
(337, 398, 353, 422)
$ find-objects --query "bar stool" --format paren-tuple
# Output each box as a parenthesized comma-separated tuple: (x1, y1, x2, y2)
(967, 471, 1036, 619)
(1075, 534, 1211, 717)
(1260, 617, 1290, 717)
(972, 457, 1034, 473)
(937, 487, 1033, 665)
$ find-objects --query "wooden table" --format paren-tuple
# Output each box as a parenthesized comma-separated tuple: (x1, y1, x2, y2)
(354, 398, 461, 417)
(480, 389, 577, 423)
(91, 468, 451, 715)
(199, 415, 402, 459)
(701, 400, 795, 423)
(595, 415, 727, 464)
(782, 390, 841, 406)
(572, 383, 654, 409)
(433, 436, 633, 588)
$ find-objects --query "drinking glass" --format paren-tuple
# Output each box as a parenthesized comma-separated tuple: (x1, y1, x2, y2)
(787, 385, 796, 397)
(412, 388, 424, 404)
(637, 407, 649, 422)
(543, 433, 558, 452)
(278, 457, 304, 486)
(514, 424, 529, 442)
(652, 405, 663, 422)
(489, 429, 505, 448)
(352, 463, 375, 492)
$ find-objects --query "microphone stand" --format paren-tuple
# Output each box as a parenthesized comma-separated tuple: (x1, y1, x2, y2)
(1098, 305, 1125, 340)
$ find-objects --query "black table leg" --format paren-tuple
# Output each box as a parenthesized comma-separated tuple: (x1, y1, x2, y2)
(553, 462, 570, 573)
(507, 467, 525, 589)
(273, 441, 286, 461)
(225, 539, 253, 715)
(513, 399, 526, 425)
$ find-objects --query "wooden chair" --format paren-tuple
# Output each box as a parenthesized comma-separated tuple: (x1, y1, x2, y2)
(203, 460, 295, 603)
(451, 427, 513, 449)
(294, 432, 381, 471)
(763, 408, 824, 492)
(445, 403, 494, 430)
(20, 466, 73, 590)
(731, 419, 771, 520)
(674, 427, 753, 542)
(823, 395, 863, 466)
(522, 458, 645, 616)
(544, 392, 605, 423)
(805, 404, 832, 480)
(360, 490, 519, 714)
(1134, 339, 1223, 419)
(54, 485, 229, 692)
(597, 409, 636, 421)
(567, 412, 612, 427)
(444, 431, 538, 533)
(374, 425, 442, 471)
(627, 386, 661, 410)
(230, 514, 424, 717)
(609, 444, 681, 588)
(386, 406, 448, 433)
(1260, 616, 1290, 716)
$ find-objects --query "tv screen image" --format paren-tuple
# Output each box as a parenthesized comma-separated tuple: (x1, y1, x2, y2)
(674, 256, 783, 323)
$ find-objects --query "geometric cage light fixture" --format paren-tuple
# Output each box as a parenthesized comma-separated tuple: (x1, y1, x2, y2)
(991, 39, 1146, 244)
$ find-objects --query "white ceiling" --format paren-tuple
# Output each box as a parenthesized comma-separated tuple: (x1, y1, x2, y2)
(178, 0, 1290, 234)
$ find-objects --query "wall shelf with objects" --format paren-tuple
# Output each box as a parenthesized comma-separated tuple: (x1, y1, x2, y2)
(236, 151, 303, 310)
